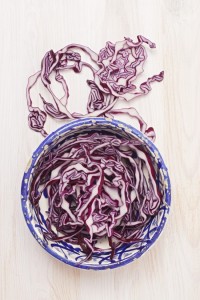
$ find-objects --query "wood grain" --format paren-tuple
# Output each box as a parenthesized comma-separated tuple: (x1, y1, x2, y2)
(0, 0, 200, 299)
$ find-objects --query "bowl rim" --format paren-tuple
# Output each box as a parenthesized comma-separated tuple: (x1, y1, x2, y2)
(21, 117, 171, 270)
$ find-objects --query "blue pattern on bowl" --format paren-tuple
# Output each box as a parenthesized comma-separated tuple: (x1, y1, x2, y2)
(21, 117, 171, 270)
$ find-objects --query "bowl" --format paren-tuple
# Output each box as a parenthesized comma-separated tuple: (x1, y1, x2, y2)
(21, 117, 171, 270)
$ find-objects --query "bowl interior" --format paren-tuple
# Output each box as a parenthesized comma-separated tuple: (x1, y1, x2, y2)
(21, 118, 171, 270)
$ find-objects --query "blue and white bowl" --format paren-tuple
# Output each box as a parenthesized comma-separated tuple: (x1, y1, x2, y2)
(21, 118, 171, 270)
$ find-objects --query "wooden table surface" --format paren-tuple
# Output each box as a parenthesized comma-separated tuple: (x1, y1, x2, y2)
(0, 0, 200, 299)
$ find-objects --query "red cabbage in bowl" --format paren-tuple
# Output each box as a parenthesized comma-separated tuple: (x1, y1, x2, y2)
(29, 123, 165, 262)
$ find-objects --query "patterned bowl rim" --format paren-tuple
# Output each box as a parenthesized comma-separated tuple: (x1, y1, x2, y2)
(21, 117, 171, 270)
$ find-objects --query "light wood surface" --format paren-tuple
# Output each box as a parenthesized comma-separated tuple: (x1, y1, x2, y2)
(0, 0, 200, 299)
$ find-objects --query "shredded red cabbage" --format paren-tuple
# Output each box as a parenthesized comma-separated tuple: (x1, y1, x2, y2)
(30, 131, 163, 260)
(27, 36, 164, 261)
(26, 36, 164, 137)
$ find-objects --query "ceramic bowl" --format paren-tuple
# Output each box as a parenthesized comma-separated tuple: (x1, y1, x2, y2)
(21, 117, 171, 270)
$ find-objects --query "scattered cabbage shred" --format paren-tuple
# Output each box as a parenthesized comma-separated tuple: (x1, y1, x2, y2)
(27, 35, 164, 140)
